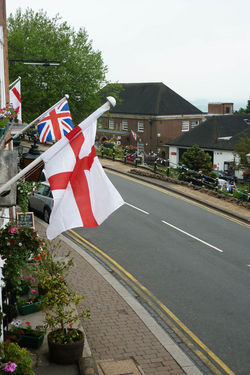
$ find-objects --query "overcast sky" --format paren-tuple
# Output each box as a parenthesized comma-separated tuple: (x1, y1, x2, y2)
(6, 0, 250, 111)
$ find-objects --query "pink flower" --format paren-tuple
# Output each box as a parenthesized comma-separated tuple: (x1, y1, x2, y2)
(31, 289, 36, 294)
(3, 361, 17, 372)
(9, 227, 18, 234)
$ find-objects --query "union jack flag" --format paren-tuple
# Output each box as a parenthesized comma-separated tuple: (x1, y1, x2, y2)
(37, 99, 74, 142)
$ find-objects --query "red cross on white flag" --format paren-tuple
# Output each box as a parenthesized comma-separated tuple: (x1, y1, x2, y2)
(41, 101, 124, 240)
(9, 78, 22, 122)
(131, 129, 137, 141)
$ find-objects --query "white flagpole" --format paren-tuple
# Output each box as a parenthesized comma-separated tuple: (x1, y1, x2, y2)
(0, 97, 116, 195)
(12, 94, 69, 139)
(9, 76, 21, 89)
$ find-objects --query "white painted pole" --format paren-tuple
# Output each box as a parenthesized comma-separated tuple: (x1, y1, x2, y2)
(0, 155, 43, 195)
(0, 258, 5, 342)
(0, 97, 116, 195)
(9, 76, 21, 89)
(12, 94, 69, 139)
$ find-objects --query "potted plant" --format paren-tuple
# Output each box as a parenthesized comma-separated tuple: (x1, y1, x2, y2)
(0, 222, 45, 329)
(0, 105, 16, 128)
(41, 269, 90, 364)
(33, 241, 73, 295)
(0, 342, 34, 375)
(16, 289, 41, 315)
(8, 320, 45, 349)
(18, 276, 35, 296)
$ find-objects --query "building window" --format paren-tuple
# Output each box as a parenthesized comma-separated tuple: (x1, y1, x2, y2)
(182, 121, 189, 132)
(109, 119, 114, 130)
(137, 121, 144, 132)
(191, 121, 199, 129)
(121, 120, 128, 131)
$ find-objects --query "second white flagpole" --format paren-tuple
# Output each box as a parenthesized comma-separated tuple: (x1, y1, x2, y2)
(0, 97, 116, 195)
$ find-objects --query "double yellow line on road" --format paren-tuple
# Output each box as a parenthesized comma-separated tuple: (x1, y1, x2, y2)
(68, 229, 235, 375)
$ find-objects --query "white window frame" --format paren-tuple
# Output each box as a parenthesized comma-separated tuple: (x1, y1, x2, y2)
(109, 119, 114, 130)
(121, 120, 128, 131)
(137, 121, 144, 132)
(182, 121, 189, 132)
(191, 120, 199, 129)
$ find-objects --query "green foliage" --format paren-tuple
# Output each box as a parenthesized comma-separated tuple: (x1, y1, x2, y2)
(17, 179, 41, 213)
(235, 99, 250, 114)
(33, 241, 73, 283)
(0, 342, 34, 375)
(9, 320, 45, 338)
(0, 222, 45, 294)
(41, 273, 90, 342)
(32, 243, 90, 343)
(0, 106, 17, 128)
(233, 135, 250, 171)
(8, 8, 108, 124)
(180, 145, 213, 175)
(49, 328, 84, 345)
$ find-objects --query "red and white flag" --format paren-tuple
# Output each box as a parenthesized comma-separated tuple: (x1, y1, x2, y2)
(41, 101, 124, 240)
(9, 78, 22, 122)
(131, 129, 137, 141)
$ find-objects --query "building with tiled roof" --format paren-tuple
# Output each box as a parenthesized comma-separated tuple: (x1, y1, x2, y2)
(98, 82, 205, 156)
(166, 114, 250, 178)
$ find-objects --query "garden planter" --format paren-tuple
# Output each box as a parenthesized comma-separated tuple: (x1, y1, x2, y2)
(4, 331, 19, 344)
(19, 330, 44, 349)
(48, 329, 84, 364)
(17, 301, 41, 315)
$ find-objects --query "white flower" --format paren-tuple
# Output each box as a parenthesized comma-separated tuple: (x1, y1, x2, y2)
(18, 242, 22, 246)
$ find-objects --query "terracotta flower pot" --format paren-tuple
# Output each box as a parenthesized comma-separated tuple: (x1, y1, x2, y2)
(47, 329, 84, 364)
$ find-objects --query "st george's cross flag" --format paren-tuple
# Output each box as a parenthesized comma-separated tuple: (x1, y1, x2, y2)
(37, 99, 73, 142)
(40, 101, 124, 240)
(9, 78, 22, 122)
(131, 129, 137, 141)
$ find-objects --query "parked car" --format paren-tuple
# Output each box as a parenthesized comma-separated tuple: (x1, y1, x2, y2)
(28, 182, 53, 223)
(214, 170, 237, 184)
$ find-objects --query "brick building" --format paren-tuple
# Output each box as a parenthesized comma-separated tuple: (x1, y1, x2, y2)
(97, 82, 205, 158)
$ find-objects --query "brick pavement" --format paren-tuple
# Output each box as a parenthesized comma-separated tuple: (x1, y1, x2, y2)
(34, 218, 198, 375)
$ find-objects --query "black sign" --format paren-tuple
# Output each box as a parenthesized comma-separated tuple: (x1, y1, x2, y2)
(16, 212, 35, 228)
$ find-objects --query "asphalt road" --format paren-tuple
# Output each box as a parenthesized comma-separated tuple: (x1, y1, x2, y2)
(74, 171, 250, 375)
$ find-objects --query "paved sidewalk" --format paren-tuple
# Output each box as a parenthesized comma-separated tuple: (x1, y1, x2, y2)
(33, 217, 202, 375)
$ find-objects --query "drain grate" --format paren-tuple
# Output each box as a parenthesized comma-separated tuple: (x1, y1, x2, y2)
(98, 359, 143, 375)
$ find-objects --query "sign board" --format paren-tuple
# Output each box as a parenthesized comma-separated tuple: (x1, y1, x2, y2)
(16, 212, 35, 228)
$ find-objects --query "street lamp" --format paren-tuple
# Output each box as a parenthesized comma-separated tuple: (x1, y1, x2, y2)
(9, 59, 60, 66)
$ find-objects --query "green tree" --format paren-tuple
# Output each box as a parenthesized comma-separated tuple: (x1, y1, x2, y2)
(235, 99, 250, 114)
(180, 144, 213, 174)
(7, 8, 110, 124)
(233, 135, 250, 171)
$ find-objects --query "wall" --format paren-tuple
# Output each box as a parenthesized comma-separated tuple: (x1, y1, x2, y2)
(208, 103, 234, 114)
(100, 115, 204, 155)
